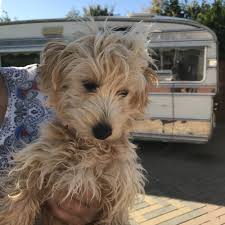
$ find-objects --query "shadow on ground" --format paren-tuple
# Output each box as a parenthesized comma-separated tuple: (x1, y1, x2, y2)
(136, 123, 225, 206)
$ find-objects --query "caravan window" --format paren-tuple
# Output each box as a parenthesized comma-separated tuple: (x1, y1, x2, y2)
(1, 53, 40, 67)
(150, 47, 205, 82)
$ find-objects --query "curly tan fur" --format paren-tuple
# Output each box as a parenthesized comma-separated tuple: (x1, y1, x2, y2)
(0, 21, 156, 225)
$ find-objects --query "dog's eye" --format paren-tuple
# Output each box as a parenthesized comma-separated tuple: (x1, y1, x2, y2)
(117, 90, 129, 97)
(83, 81, 98, 92)
(61, 85, 69, 90)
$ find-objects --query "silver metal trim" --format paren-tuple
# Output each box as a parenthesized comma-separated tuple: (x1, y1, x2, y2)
(0, 16, 218, 42)
(131, 133, 209, 143)
(149, 92, 216, 96)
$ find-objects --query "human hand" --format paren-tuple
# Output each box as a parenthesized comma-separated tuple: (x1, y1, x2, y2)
(46, 193, 100, 225)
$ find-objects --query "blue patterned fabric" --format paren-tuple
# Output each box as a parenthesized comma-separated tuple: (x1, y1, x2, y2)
(0, 65, 53, 170)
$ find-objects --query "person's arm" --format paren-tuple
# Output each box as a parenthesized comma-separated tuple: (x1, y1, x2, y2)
(45, 192, 100, 225)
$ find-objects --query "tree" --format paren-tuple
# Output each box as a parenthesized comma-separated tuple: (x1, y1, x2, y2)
(83, 5, 114, 16)
(65, 8, 80, 19)
(186, 0, 225, 59)
(163, 0, 182, 17)
(149, 0, 163, 15)
(0, 10, 11, 22)
(146, 0, 186, 17)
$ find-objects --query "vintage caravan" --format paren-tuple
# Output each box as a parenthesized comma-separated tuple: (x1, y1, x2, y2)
(0, 16, 218, 143)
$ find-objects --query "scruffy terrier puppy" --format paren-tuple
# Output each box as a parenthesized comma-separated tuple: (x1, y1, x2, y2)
(0, 22, 156, 225)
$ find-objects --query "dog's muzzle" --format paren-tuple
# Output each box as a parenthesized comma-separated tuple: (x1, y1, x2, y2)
(92, 122, 112, 140)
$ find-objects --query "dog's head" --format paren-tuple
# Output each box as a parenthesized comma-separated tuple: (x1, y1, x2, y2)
(38, 23, 156, 142)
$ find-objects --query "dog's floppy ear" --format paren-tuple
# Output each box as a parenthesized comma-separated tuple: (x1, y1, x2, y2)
(143, 66, 158, 93)
(38, 42, 66, 94)
(131, 66, 157, 115)
(140, 66, 157, 111)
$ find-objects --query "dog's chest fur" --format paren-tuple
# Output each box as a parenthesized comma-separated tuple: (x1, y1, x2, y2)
(14, 121, 144, 212)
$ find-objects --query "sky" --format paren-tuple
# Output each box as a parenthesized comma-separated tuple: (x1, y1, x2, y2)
(0, 0, 151, 20)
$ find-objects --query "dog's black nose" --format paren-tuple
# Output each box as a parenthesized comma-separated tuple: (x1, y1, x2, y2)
(92, 123, 112, 140)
